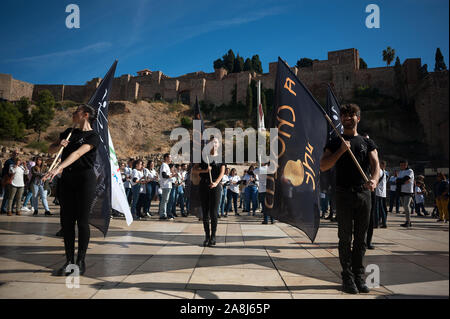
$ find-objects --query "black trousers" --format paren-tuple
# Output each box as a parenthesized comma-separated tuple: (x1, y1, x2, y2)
(366, 191, 376, 246)
(336, 189, 371, 280)
(200, 183, 222, 237)
(60, 169, 96, 262)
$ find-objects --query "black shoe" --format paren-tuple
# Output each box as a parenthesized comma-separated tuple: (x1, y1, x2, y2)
(367, 244, 375, 250)
(262, 220, 268, 224)
(159, 216, 167, 220)
(76, 260, 86, 276)
(342, 278, 358, 294)
(417, 213, 424, 217)
(401, 222, 412, 228)
(355, 277, 370, 293)
(45, 211, 52, 216)
(381, 224, 387, 229)
(235, 212, 240, 216)
(325, 214, 332, 220)
(208, 236, 216, 247)
(33, 210, 38, 216)
(271, 220, 274, 224)
(55, 260, 75, 276)
(55, 229, 63, 237)
(203, 236, 210, 247)
(217, 215, 221, 219)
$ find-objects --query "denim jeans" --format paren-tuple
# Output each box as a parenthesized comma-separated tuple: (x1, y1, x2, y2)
(219, 187, 227, 216)
(228, 191, 238, 214)
(375, 195, 386, 226)
(23, 189, 33, 207)
(168, 187, 178, 217)
(400, 194, 413, 222)
(177, 186, 185, 215)
(389, 190, 399, 213)
(130, 184, 141, 218)
(320, 193, 329, 215)
(125, 187, 132, 205)
(158, 188, 171, 218)
(144, 182, 156, 214)
(32, 183, 50, 212)
(245, 185, 258, 213)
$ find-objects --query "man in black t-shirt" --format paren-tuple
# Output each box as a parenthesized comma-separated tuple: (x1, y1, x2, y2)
(320, 104, 380, 295)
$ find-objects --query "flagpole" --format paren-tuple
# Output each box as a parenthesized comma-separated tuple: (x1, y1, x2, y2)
(206, 155, 213, 184)
(48, 127, 74, 172)
(278, 58, 369, 183)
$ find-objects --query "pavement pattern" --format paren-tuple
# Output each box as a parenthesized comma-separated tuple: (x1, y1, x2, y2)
(0, 198, 448, 299)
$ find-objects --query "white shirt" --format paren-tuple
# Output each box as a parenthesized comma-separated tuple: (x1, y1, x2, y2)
(228, 175, 241, 193)
(221, 174, 229, 186)
(388, 176, 397, 192)
(9, 164, 29, 188)
(398, 168, 414, 194)
(254, 166, 267, 193)
(375, 169, 386, 198)
(415, 186, 424, 204)
(131, 169, 145, 193)
(124, 166, 132, 188)
(243, 172, 258, 187)
(159, 163, 172, 189)
(144, 168, 158, 181)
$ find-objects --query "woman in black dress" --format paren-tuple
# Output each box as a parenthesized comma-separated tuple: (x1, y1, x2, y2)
(193, 137, 225, 247)
(44, 104, 100, 276)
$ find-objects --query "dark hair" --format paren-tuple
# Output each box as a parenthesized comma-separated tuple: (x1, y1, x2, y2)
(79, 104, 97, 124)
(146, 160, 153, 169)
(163, 153, 170, 160)
(340, 103, 361, 117)
(399, 159, 408, 164)
(133, 160, 143, 169)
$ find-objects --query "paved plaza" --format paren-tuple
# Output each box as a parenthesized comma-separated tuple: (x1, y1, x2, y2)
(0, 198, 448, 299)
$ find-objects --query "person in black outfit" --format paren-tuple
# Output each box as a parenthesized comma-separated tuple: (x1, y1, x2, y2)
(320, 104, 380, 295)
(44, 104, 100, 276)
(193, 137, 225, 247)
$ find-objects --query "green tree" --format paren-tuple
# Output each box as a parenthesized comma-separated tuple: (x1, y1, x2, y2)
(246, 84, 253, 120)
(382, 46, 395, 66)
(233, 54, 244, 73)
(434, 48, 447, 71)
(17, 97, 31, 128)
(243, 58, 253, 72)
(30, 90, 55, 142)
(296, 58, 313, 68)
(0, 101, 25, 139)
(213, 58, 224, 70)
(359, 58, 368, 69)
(222, 49, 235, 73)
(251, 55, 263, 73)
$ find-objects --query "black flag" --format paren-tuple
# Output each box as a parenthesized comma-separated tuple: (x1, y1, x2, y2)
(326, 84, 343, 142)
(265, 58, 327, 242)
(89, 60, 117, 236)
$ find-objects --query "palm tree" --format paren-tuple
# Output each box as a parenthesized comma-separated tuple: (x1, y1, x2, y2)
(382, 47, 395, 66)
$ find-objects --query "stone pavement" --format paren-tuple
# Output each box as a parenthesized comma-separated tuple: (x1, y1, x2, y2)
(0, 198, 448, 299)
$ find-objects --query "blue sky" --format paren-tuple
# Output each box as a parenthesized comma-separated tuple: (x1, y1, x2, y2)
(0, 0, 448, 84)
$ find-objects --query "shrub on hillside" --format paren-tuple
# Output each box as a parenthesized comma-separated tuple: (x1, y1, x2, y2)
(180, 116, 192, 128)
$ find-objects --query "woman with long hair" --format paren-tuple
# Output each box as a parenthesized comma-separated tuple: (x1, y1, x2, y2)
(31, 156, 52, 216)
(44, 104, 100, 276)
(193, 137, 225, 247)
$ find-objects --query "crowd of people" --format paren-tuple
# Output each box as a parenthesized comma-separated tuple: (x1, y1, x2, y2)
(116, 154, 274, 224)
(319, 158, 450, 230)
(0, 149, 54, 216)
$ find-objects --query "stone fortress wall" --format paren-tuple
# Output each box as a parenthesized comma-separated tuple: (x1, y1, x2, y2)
(1, 48, 448, 161)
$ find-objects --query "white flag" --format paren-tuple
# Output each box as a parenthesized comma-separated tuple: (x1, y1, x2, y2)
(108, 129, 133, 226)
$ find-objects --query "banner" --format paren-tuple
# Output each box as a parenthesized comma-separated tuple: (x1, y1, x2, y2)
(265, 58, 327, 242)
(89, 60, 117, 236)
(326, 84, 343, 142)
(108, 129, 133, 226)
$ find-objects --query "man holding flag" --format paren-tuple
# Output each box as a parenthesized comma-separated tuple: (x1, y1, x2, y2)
(320, 103, 380, 294)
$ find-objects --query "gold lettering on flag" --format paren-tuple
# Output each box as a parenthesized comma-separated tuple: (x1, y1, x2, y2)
(284, 78, 297, 96)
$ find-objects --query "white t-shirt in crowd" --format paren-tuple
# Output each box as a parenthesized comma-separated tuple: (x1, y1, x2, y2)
(124, 166, 132, 188)
(221, 174, 229, 187)
(144, 168, 158, 181)
(159, 163, 172, 189)
(415, 186, 425, 204)
(9, 164, 29, 188)
(254, 166, 267, 193)
(375, 169, 387, 198)
(243, 172, 258, 187)
(398, 168, 414, 194)
(131, 169, 146, 193)
(228, 175, 241, 194)
(388, 176, 397, 192)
